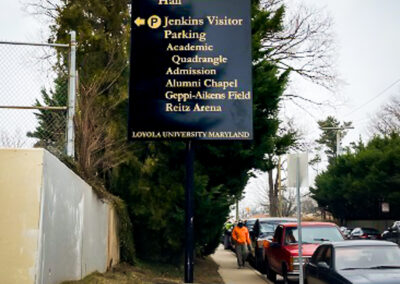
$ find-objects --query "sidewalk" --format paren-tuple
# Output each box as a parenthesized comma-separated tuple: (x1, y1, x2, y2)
(211, 245, 271, 284)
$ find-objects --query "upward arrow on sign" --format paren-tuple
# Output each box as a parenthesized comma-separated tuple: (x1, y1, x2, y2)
(134, 17, 146, 27)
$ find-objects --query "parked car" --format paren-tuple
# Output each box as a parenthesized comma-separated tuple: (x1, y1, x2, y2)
(343, 228, 353, 239)
(381, 221, 400, 245)
(305, 240, 400, 284)
(263, 222, 344, 283)
(340, 226, 353, 239)
(249, 217, 296, 271)
(244, 218, 257, 238)
(350, 227, 381, 240)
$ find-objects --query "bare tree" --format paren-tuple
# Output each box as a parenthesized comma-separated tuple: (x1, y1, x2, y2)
(253, 157, 296, 217)
(261, 0, 338, 91)
(0, 130, 26, 148)
(302, 196, 318, 215)
(252, 170, 270, 212)
(369, 96, 400, 136)
(281, 187, 296, 217)
(74, 53, 130, 180)
(23, 0, 62, 20)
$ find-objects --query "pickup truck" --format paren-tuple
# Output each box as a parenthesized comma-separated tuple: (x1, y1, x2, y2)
(263, 222, 344, 283)
(249, 217, 296, 272)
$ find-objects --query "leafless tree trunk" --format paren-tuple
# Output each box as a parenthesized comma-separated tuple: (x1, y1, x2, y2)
(268, 169, 279, 216)
(281, 190, 296, 217)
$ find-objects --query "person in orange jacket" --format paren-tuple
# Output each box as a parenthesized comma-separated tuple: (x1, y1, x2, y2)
(231, 220, 252, 268)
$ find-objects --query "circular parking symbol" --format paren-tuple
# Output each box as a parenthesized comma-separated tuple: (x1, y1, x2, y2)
(148, 15, 162, 29)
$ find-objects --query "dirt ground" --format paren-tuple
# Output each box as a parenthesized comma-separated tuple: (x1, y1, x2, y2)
(62, 257, 224, 284)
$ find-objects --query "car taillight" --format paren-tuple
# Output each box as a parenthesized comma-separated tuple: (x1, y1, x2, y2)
(361, 233, 368, 239)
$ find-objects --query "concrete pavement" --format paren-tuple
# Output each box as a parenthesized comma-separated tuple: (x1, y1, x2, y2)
(211, 245, 272, 284)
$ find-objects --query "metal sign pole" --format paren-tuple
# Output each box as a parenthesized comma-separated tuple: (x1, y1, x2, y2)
(185, 140, 195, 283)
(296, 153, 304, 284)
(66, 31, 77, 158)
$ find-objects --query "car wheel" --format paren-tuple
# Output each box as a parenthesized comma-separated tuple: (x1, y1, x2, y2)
(265, 258, 276, 282)
(282, 264, 289, 284)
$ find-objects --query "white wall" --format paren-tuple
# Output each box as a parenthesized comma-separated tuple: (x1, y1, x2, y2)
(0, 149, 43, 284)
(0, 149, 118, 284)
(37, 151, 109, 284)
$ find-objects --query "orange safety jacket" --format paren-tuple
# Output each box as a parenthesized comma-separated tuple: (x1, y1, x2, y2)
(231, 226, 251, 245)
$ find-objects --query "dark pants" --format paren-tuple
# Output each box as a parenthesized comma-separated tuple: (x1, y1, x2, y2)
(235, 243, 248, 267)
(223, 233, 231, 249)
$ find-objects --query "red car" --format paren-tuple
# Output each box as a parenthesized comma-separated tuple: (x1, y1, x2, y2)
(263, 222, 344, 283)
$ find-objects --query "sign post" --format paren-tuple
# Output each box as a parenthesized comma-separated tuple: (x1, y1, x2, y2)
(185, 140, 195, 282)
(288, 153, 309, 284)
(129, 1, 253, 282)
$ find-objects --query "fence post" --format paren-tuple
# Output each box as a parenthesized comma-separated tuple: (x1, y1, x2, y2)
(66, 31, 76, 158)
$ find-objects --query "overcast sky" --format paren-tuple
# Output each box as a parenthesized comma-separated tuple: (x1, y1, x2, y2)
(296, 0, 400, 145)
(0, 0, 43, 41)
(1, 0, 399, 211)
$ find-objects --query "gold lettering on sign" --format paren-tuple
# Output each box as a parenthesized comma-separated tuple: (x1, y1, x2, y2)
(204, 79, 238, 90)
(166, 67, 217, 76)
(193, 104, 222, 112)
(206, 16, 244, 26)
(165, 103, 191, 112)
(158, 0, 182, 5)
(163, 16, 204, 28)
(166, 43, 214, 52)
(166, 79, 202, 88)
(164, 30, 207, 42)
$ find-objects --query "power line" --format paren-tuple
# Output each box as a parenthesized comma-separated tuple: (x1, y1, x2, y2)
(344, 77, 400, 118)
(302, 77, 400, 137)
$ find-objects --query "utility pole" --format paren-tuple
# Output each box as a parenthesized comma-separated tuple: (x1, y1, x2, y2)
(277, 156, 282, 217)
(235, 198, 239, 222)
(321, 126, 354, 157)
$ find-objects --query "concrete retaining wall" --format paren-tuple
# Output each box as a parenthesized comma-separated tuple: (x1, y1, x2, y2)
(0, 149, 120, 284)
(0, 149, 43, 284)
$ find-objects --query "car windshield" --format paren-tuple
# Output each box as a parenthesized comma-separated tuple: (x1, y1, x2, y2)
(284, 226, 343, 244)
(245, 220, 256, 229)
(260, 223, 275, 233)
(335, 246, 400, 270)
(260, 220, 295, 234)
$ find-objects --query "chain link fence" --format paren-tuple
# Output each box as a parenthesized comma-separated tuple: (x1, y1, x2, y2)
(0, 35, 75, 157)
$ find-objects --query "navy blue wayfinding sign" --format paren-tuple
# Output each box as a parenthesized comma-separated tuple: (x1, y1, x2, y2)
(129, 0, 253, 140)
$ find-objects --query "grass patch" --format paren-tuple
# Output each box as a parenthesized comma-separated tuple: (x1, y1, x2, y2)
(62, 257, 224, 284)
